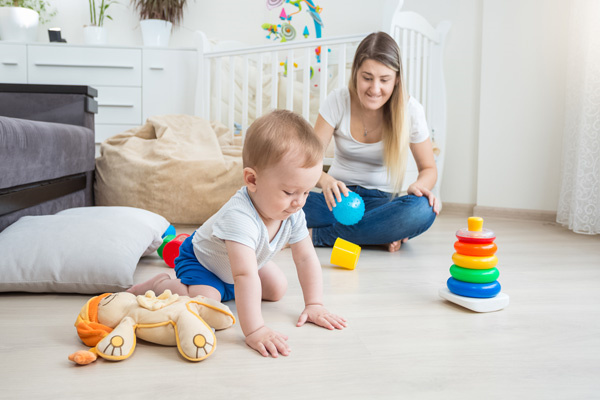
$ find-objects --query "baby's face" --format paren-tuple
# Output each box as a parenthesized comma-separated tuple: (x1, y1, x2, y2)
(251, 153, 322, 223)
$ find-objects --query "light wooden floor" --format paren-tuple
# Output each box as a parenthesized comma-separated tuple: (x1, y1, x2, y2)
(1, 213, 599, 399)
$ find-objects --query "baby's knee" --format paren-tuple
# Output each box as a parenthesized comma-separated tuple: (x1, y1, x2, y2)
(262, 279, 287, 302)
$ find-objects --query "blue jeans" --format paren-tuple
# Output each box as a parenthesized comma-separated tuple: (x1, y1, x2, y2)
(303, 186, 436, 247)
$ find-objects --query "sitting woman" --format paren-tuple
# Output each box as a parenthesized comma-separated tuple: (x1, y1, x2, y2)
(303, 31, 440, 252)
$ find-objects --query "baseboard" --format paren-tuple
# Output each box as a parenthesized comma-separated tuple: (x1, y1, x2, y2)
(440, 202, 475, 216)
(473, 205, 557, 222)
(440, 203, 557, 222)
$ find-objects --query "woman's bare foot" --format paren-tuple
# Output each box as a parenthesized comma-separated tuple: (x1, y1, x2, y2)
(387, 238, 408, 253)
(127, 272, 171, 295)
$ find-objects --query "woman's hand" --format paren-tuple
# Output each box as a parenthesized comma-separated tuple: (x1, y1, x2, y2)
(245, 326, 291, 358)
(297, 304, 347, 330)
(407, 183, 440, 215)
(319, 173, 349, 211)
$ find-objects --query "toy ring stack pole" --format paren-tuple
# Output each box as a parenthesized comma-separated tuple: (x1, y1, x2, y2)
(438, 217, 509, 312)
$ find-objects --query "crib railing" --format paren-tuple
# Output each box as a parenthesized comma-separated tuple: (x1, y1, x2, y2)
(194, 33, 367, 138)
(389, 10, 451, 196)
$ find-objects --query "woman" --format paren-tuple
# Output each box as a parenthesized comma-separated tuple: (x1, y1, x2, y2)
(304, 31, 440, 252)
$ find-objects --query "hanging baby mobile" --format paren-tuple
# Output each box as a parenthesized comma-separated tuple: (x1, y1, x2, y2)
(262, 0, 324, 43)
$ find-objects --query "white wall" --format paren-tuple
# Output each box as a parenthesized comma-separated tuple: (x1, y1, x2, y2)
(34, 0, 570, 213)
(477, 0, 570, 212)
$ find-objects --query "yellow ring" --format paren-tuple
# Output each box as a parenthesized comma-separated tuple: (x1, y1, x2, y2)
(452, 253, 498, 269)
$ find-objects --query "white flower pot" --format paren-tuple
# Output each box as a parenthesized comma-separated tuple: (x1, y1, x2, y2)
(0, 7, 39, 42)
(140, 19, 172, 47)
(83, 26, 107, 45)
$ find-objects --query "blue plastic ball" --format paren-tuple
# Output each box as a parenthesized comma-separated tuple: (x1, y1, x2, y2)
(332, 192, 365, 226)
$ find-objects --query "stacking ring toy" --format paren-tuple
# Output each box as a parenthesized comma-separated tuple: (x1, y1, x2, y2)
(452, 253, 498, 269)
(455, 216, 495, 244)
(447, 277, 501, 298)
(454, 241, 497, 257)
(449, 265, 499, 283)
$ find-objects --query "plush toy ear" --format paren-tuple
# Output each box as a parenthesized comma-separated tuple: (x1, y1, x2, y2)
(94, 316, 137, 361)
(173, 310, 218, 361)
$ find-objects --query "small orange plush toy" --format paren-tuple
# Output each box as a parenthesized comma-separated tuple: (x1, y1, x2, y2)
(69, 290, 235, 364)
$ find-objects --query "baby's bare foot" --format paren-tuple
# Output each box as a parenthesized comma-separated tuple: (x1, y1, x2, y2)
(127, 272, 171, 295)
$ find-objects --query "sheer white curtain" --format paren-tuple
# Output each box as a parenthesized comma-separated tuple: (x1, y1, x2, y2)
(557, 0, 600, 235)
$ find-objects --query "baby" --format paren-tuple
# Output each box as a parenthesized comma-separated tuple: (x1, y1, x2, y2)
(128, 109, 346, 357)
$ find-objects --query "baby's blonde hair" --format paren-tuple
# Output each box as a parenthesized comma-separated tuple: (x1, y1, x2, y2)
(243, 109, 323, 170)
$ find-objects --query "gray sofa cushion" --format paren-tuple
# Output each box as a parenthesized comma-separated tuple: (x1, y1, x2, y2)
(0, 116, 94, 189)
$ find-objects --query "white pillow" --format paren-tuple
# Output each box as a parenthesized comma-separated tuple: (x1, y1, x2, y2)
(0, 207, 169, 294)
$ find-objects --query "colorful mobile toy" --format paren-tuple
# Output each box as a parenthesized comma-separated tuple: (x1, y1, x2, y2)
(438, 217, 509, 312)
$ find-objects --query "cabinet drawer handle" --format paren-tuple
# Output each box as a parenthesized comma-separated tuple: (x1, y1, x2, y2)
(99, 103, 135, 108)
(34, 62, 134, 69)
(2, 61, 19, 66)
(149, 66, 164, 70)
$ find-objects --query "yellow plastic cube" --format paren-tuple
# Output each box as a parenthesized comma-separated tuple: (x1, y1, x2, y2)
(330, 238, 361, 270)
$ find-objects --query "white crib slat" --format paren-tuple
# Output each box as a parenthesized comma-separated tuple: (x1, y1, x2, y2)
(286, 49, 294, 111)
(415, 33, 423, 102)
(204, 59, 211, 120)
(271, 51, 278, 110)
(256, 53, 263, 118)
(242, 55, 249, 133)
(422, 39, 429, 120)
(408, 30, 416, 97)
(302, 47, 311, 120)
(228, 56, 235, 136)
(338, 43, 347, 89)
(215, 58, 222, 124)
(319, 45, 329, 105)
(427, 40, 434, 123)
(401, 29, 408, 83)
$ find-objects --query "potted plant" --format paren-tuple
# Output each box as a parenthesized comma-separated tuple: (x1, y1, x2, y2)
(0, 0, 55, 42)
(130, 0, 189, 47)
(84, 0, 117, 45)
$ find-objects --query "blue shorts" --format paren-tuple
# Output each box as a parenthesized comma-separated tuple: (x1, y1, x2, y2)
(174, 234, 235, 302)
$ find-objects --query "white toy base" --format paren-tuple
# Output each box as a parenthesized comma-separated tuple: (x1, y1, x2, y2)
(439, 288, 509, 313)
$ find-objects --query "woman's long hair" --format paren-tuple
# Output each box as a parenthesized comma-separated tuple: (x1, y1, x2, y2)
(349, 32, 409, 194)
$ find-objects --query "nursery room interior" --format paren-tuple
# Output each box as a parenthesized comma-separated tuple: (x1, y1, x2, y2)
(0, 0, 599, 398)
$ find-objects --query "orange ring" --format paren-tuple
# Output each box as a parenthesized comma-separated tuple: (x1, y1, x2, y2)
(454, 241, 497, 257)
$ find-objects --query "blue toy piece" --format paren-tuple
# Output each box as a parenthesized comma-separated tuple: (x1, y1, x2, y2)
(446, 277, 501, 298)
(332, 191, 365, 226)
(162, 225, 176, 239)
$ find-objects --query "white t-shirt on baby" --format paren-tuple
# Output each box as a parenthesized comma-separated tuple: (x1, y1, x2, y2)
(191, 186, 308, 284)
(319, 87, 430, 193)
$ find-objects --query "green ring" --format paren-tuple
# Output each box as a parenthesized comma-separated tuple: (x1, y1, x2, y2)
(449, 264, 499, 283)
(157, 234, 176, 258)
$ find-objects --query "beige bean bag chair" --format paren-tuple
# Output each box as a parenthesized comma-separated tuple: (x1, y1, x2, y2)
(95, 115, 243, 225)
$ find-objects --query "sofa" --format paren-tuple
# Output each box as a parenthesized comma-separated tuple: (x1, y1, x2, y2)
(0, 83, 97, 232)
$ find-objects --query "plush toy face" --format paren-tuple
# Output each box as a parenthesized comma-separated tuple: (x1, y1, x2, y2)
(72, 291, 235, 364)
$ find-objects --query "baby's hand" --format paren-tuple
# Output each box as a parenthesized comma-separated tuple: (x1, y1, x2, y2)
(297, 304, 347, 330)
(245, 326, 290, 358)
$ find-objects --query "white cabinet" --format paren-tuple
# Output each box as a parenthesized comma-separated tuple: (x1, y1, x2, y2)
(143, 49, 197, 120)
(0, 43, 197, 144)
(0, 43, 27, 83)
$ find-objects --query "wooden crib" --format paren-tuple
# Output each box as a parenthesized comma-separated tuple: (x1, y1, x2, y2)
(194, 1, 450, 196)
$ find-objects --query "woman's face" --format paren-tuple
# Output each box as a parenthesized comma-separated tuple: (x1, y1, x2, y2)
(355, 59, 398, 111)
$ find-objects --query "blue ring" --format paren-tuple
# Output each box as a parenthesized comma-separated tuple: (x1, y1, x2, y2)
(446, 277, 501, 298)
